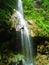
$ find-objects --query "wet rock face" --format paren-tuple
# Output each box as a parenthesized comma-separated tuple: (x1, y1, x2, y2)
(0, 27, 22, 54)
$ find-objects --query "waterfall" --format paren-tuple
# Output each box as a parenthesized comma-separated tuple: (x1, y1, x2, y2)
(14, 0, 34, 65)
(17, 0, 23, 16)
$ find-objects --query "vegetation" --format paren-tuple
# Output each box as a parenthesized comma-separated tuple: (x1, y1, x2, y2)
(22, 0, 49, 65)
(22, 0, 49, 36)
(0, 0, 16, 30)
(0, 0, 49, 65)
(22, 0, 33, 19)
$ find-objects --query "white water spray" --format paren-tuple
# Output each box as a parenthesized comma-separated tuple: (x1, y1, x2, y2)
(14, 0, 34, 65)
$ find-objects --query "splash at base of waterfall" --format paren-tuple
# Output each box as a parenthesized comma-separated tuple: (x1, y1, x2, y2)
(22, 58, 34, 65)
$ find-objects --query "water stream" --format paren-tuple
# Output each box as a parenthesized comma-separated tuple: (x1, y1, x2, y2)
(14, 0, 34, 65)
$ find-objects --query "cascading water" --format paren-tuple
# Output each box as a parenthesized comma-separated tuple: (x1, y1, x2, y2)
(14, 0, 34, 65)
(17, 0, 23, 16)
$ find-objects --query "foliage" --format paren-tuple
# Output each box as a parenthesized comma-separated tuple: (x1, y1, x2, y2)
(0, 0, 16, 31)
(22, 0, 49, 36)
(22, 0, 34, 19)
